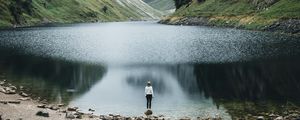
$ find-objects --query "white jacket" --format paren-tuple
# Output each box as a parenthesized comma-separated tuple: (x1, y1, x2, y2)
(145, 86, 154, 96)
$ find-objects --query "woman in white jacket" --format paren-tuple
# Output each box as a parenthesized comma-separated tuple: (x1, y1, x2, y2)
(145, 81, 154, 109)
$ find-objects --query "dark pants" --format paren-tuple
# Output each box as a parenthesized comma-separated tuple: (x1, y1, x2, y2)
(146, 94, 152, 109)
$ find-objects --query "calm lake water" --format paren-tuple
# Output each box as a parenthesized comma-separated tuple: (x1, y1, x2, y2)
(0, 22, 300, 119)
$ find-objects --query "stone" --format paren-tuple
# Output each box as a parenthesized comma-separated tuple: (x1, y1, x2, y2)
(179, 116, 191, 120)
(36, 111, 49, 117)
(275, 116, 283, 120)
(9, 86, 17, 90)
(144, 109, 153, 116)
(65, 112, 75, 119)
(49, 106, 59, 111)
(18, 97, 30, 101)
(88, 108, 95, 112)
(19, 92, 29, 97)
(4, 87, 16, 94)
(57, 104, 64, 107)
(257, 116, 264, 120)
(37, 104, 46, 108)
(67, 107, 78, 111)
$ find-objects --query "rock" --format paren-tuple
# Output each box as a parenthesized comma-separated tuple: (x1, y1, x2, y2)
(3, 87, 16, 94)
(144, 109, 153, 116)
(0, 81, 5, 85)
(19, 92, 29, 97)
(257, 116, 264, 120)
(0, 100, 21, 104)
(88, 108, 95, 112)
(17, 97, 30, 101)
(49, 106, 59, 110)
(9, 86, 17, 90)
(67, 107, 78, 111)
(36, 111, 49, 117)
(275, 116, 283, 120)
(179, 116, 191, 120)
(37, 104, 46, 108)
(65, 112, 75, 119)
(0, 88, 6, 93)
(57, 104, 64, 107)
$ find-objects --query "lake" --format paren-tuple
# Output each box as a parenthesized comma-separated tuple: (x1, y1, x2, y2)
(0, 21, 300, 119)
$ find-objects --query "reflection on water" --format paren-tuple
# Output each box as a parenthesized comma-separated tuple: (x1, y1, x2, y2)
(0, 50, 106, 104)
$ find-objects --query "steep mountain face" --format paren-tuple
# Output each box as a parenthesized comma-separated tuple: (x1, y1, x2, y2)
(0, 0, 162, 27)
(143, 0, 175, 11)
(161, 0, 300, 33)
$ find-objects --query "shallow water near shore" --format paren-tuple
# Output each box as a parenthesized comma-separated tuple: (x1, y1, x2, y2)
(0, 21, 300, 119)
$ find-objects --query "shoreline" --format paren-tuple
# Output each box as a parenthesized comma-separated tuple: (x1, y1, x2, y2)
(0, 78, 220, 120)
(159, 16, 300, 35)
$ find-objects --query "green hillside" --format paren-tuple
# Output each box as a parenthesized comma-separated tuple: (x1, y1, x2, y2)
(0, 0, 163, 28)
(143, 0, 175, 11)
(161, 0, 300, 33)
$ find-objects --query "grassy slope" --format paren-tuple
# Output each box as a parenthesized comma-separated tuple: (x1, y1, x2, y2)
(143, 0, 175, 11)
(166, 0, 300, 30)
(0, 0, 162, 28)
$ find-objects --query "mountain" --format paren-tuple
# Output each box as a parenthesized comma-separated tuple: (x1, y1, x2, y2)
(0, 0, 163, 28)
(160, 0, 300, 34)
(143, 0, 175, 11)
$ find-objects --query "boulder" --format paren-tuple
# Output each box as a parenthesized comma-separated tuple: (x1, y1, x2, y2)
(144, 109, 153, 116)
(36, 111, 49, 117)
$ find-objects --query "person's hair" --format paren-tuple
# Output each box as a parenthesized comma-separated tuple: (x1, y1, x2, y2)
(147, 81, 151, 86)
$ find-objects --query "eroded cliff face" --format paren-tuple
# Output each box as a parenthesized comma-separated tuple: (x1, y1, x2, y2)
(161, 0, 300, 34)
(0, 0, 163, 27)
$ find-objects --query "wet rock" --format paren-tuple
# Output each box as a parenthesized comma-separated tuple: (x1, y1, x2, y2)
(49, 106, 59, 111)
(57, 104, 64, 107)
(88, 108, 95, 112)
(17, 97, 30, 101)
(36, 111, 49, 117)
(180, 116, 191, 120)
(3, 87, 16, 94)
(275, 116, 283, 120)
(67, 107, 78, 111)
(9, 86, 17, 90)
(144, 109, 153, 116)
(37, 104, 47, 108)
(257, 116, 264, 120)
(0, 81, 5, 86)
(19, 92, 29, 97)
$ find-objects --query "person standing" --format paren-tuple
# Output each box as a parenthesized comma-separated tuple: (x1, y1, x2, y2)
(145, 81, 154, 109)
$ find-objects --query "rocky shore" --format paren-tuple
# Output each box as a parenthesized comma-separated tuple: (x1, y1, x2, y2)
(0, 78, 222, 120)
(159, 17, 300, 34)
